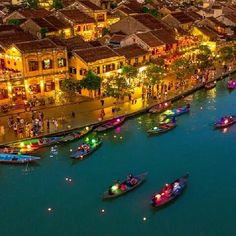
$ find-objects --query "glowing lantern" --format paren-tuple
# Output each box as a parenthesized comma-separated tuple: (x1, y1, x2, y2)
(117, 118, 120, 122)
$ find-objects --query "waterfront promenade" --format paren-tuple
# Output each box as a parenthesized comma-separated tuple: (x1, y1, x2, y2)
(0, 65, 235, 145)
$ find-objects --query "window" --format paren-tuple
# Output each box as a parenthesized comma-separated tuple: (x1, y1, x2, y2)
(45, 81, 55, 92)
(97, 66, 100, 74)
(97, 14, 105, 22)
(28, 61, 39, 71)
(112, 63, 115, 70)
(77, 25, 81, 32)
(143, 56, 146, 61)
(83, 25, 91, 31)
(58, 58, 66, 68)
(69, 67, 76, 74)
(42, 59, 52, 69)
(135, 58, 138, 63)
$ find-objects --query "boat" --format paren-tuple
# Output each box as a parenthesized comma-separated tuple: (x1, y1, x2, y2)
(147, 122, 176, 135)
(103, 173, 147, 199)
(10, 137, 62, 152)
(227, 80, 236, 89)
(205, 82, 216, 90)
(0, 153, 40, 164)
(0, 145, 20, 154)
(58, 126, 92, 143)
(172, 105, 190, 116)
(95, 117, 125, 132)
(214, 115, 236, 129)
(151, 174, 189, 208)
(70, 138, 102, 160)
(149, 101, 172, 114)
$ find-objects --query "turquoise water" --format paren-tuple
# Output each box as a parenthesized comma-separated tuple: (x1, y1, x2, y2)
(1, 80, 236, 236)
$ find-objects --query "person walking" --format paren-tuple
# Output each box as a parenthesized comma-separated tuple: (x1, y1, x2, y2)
(100, 99, 104, 107)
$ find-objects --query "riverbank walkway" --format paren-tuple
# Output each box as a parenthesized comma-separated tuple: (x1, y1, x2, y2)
(0, 65, 235, 145)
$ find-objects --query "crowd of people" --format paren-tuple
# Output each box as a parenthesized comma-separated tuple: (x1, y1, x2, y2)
(7, 111, 59, 138)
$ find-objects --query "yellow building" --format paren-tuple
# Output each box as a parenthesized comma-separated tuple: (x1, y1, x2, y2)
(56, 9, 97, 41)
(69, 45, 125, 95)
(1, 38, 68, 104)
(191, 26, 217, 51)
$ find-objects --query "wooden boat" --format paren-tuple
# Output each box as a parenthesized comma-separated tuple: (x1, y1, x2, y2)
(173, 106, 190, 116)
(151, 174, 189, 208)
(214, 115, 236, 128)
(149, 101, 172, 114)
(95, 117, 125, 132)
(205, 82, 216, 90)
(59, 126, 92, 143)
(70, 138, 102, 160)
(10, 137, 61, 152)
(0, 153, 40, 164)
(147, 123, 176, 135)
(0, 145, 20, 154)
(227, 80, 236, 89)
(103, 173, 147, 199)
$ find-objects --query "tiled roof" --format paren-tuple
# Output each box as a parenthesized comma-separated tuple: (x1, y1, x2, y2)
(17, 9, 50, 18)
(114, 44, 148, 59)
(31, 18, 57, 32)
(152, 29, 177, 44)
(79, 1, 103, 11)
(73, 46, 120, 63)
(224, 14, 236, 24)
(171, 12, 194, 24)
(195, 26, 218, 40)
(14, 39, 64, 53)
(63, 36, 92, 51)
(136, 31, 164, 47)
(0, 32, 34, 49)
(207, 16, 227, 28)
(44, 16, 70, 29)
(59, 9, 96, 24)
(186, 11, 202, 21)
(110, 34, 126, 43)
(131, 13, 169, 30)
(0, 25, 23, 34)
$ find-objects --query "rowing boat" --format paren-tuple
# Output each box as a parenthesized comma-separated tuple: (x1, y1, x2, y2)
(151, 174, 189, 208)
(70, 138, 102, 160)
(147, 123, 176, 135)
(0, 153, 40, 164)
(149, 101, 172, 114)
(102, 173, 147, 199)
(95, 117, 125, 132)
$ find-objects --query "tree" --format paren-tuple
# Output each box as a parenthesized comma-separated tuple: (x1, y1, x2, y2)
(104, 74, 132, 99)
(40, 27, 48, 39)
(121, 65, 138, 85)
(144, 63, 165, 95)
(53, 0, 63, 9)
(8, 19, 22, 26)
(219, 46, 234, 63)
(80, 70, 102, 97)
(196, 45, 212, 69)
(171, 58, 195, 81)
(24, 0, 38, 9)
(102, 27, 110, 36)
(60, 78, 80, 101)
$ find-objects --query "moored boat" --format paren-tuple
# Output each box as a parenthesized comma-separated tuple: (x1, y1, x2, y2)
(59, 126, 92, 143)
(10, 136, 61, 152)
(205, 82, 216, 90)
(0, 145, 20, 154)
(0, 153, 40, 164)
(172, 105, 190, 116)
(214, 115, 236, 128)
(149, 101, 172, 114)
(227, 80, 236, 89)
(95, 117, 125, 132)
(147, 122, 176, 135)
(151, 174, 189, 208)
(103, 173, 147, 199)
(70, 138, 102, 160)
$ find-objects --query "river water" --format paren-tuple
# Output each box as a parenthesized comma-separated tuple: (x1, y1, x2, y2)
(0, 79, 236, 236)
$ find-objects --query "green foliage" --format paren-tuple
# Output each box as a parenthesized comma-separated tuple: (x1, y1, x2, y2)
(154, 57, 165, 67)
(196, 45, 212, 69)
(219, 46, 234, 62)
(121, 65, 138, 80)
(24, 0, 38, 9)
(142, 6, 160, 19)
(171, 58, 195, 80)
(102, 27, 110, 36)
(8, 19, 22, 26)
(104, 74, 132, 98)
(53, 0, 63, 9)
(40, 27, 48, 39)
(144, 63, 165, 86)
(80, 70, 102, 92)
(61, 78, 80, 95)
